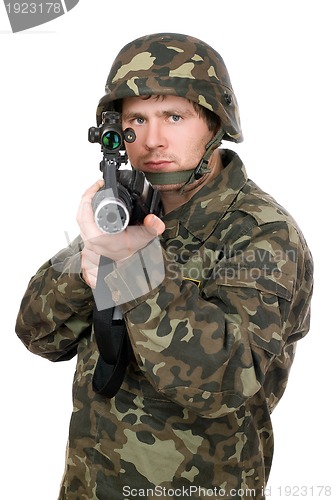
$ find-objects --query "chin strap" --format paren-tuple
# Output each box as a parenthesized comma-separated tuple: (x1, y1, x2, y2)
(144, 127, 224, 190)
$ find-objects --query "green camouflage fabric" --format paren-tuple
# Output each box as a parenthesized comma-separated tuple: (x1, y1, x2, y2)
(96, 33, 243, 144)
(16, 149, 313, 500)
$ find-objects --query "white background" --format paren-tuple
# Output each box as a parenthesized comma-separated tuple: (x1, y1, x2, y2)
(1, 1, 332, 499)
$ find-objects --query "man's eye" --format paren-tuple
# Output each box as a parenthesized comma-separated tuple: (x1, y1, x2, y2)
(134, 117, 145, 125)
(170, 115, 181, 122)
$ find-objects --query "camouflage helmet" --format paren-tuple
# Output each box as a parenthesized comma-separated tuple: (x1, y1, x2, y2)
(96, 32, 243, 144)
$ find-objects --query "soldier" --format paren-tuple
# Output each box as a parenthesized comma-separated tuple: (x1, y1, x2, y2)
(16, 33, 313, 500)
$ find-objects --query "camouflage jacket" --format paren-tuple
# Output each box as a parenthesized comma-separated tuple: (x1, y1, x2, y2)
(16, 149, 313, 500)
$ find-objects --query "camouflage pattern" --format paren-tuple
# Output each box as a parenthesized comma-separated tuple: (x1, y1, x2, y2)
(16, 149, 313, 500)
(96, 33, 243, 144)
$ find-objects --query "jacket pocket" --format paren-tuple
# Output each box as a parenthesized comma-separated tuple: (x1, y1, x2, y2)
(204, 263, 295, 356)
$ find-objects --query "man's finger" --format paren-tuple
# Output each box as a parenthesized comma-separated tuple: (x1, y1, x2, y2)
(143, 214, 165, 236)
(82, 179, 105, 200)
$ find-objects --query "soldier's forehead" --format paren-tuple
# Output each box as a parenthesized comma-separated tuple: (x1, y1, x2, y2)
(121, 95, 197, 114)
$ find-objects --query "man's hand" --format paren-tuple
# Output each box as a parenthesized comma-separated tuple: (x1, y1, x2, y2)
(77, 180, 165, 288)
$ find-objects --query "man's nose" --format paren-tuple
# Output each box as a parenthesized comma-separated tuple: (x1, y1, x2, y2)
(144, 122, 167, 150)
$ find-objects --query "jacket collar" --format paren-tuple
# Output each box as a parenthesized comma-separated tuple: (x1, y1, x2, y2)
(162, 149, 248, 242)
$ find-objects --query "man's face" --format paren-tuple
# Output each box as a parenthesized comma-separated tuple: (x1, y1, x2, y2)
(121, 95, 214, 180)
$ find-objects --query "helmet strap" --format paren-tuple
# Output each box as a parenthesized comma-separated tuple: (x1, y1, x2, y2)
(144, 127, 224, 191)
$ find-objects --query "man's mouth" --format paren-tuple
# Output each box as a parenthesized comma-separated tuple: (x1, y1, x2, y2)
(143, 160, 173, 171)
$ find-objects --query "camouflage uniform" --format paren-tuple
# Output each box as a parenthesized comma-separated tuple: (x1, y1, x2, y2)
(15, 34, 313, 500)
(16, 148, 313, 499)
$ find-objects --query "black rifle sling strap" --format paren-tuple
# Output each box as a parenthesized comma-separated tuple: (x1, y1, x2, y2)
(92, 255, 133, 398)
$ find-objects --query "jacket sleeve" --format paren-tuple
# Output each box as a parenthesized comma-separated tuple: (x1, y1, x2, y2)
(15, 236, 94, 362)
(105, 221, 313, 418)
